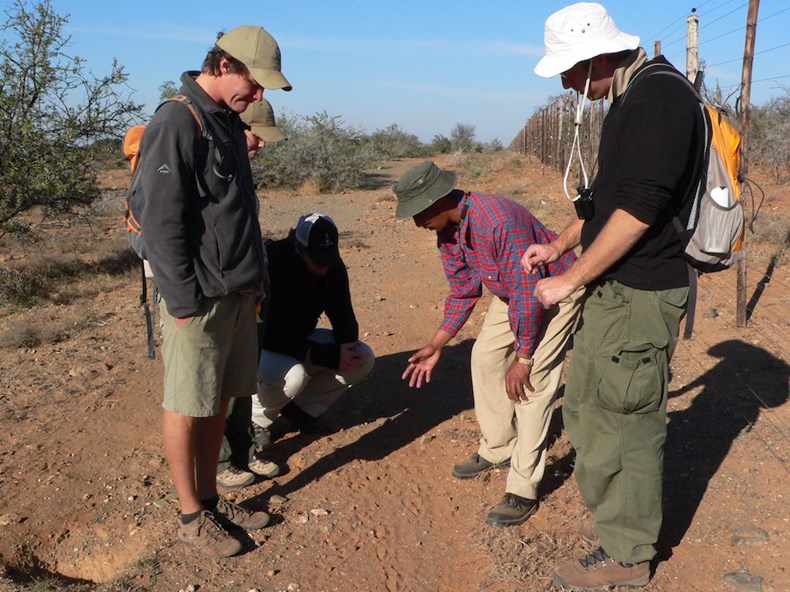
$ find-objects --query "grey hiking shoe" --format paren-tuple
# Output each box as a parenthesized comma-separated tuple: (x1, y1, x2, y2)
(486, 493, 538, 527)
(552, 548, 651, 590)
(178, 510, 242, 558)
(451, 453, 509, 479)
(216, 465, 255, 489)
(248, 455, 280, 479)
(214, 497, 270, 531)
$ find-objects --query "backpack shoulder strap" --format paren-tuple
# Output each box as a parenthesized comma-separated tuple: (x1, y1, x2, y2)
(151, 94, 211, 142)
(166, 94, 211, 140)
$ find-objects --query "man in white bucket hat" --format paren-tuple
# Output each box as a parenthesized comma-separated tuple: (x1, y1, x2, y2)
(522, 3, 707, 589)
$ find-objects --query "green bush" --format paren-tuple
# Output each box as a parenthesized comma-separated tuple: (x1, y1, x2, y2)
(251, 112, 376, 192)
(0, 0, 142, 239)
(364, 124, 427, 159)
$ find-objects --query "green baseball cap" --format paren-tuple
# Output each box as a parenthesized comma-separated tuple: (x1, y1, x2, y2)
(217, 25, 292, 91)
(393, 161, 458, 219)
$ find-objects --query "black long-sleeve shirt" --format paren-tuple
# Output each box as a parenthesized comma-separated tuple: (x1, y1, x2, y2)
(262, 238, 358, 369)
(582, 55, 705, 290)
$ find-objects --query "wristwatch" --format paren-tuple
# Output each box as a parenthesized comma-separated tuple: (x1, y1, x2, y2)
(517, 357, 534, 367)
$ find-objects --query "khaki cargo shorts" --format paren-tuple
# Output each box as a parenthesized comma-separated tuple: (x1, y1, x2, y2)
(159, 292, 257, 417)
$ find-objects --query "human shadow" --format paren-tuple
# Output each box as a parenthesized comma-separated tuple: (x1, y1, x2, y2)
(257, 339, 476, 499)
(659, 339, 789, 560)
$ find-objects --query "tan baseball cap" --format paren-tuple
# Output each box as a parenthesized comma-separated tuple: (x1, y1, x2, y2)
(217, 25, 292, 91)
(241, 99, 286, 142)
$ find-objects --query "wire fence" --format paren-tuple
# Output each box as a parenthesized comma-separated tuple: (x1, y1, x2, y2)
(508, 93, 607, 181)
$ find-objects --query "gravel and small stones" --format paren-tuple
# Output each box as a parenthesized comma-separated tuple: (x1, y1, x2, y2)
(730, 526, 769, 546)
(723, 572, 762, 592)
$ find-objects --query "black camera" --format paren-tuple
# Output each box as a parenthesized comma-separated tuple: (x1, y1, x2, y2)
(573, 186, 594, 221)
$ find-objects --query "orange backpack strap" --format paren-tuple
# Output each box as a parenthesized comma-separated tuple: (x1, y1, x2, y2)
(167, 94, 206, 139)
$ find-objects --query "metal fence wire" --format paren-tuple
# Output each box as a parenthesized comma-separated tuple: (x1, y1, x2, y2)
(509, 93, 607, 184)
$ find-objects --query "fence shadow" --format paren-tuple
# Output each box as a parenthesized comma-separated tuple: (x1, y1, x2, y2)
(746, 254, 777, 321)
(659, 339, 789, 561)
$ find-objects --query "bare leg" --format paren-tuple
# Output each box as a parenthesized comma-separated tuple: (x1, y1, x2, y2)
(196, 398, 230, 500)
(162, 397, 230, 514)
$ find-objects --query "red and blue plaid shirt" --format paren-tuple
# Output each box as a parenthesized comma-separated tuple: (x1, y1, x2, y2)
(437, 193, 575, 356)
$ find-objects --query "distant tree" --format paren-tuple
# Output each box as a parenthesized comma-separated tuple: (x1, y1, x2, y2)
(450, 123, 478, 153)
(431, 133, 452, 154)
(484, 138, 504, 152)
(749, 91, 790, 181)
(364, 124, 426, 159)
(158, 80, 179, 102)
(0, 0, 143, 238)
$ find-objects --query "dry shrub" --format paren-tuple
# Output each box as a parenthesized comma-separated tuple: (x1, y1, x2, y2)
(745, 211, 790, 266)
(0, 248, 137, 310)
(298, 177, 321, 196)
(0, 306, 95, 350)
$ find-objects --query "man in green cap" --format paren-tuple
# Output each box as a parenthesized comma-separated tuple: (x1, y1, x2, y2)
(393, 160, 583, 526)
(132, 25, 291, 556)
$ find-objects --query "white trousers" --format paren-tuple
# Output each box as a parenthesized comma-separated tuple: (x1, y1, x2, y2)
(251, 328, 375, 428)
(470, 288, 583, 499)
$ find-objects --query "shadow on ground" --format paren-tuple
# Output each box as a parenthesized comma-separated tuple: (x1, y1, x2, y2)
(660, 339, 789, 560)
(260, 339, 475, 498)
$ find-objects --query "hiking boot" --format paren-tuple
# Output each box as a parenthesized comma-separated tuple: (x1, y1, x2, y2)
(579, 517, 599, 547)
(248, 456, 280, 479)
(280, 402, 325, 434)
(178, 510, 242, 558)
(451, 453, 509, 479)
(252, 423, 272, 449)
(486, 493, 538, 527)
(552, 548, 651, 590)
(214, 497, 270, 531)
(216, 465, 255, 489)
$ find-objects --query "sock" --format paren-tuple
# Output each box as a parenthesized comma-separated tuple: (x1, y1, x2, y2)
(180, 510, 201, 525)
(200, 495, 219, 511)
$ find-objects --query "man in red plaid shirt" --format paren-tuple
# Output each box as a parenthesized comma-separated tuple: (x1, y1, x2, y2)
(393, 161, 583, 526)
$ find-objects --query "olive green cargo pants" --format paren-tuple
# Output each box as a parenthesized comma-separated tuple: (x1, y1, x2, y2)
(563, 279, 687, 564)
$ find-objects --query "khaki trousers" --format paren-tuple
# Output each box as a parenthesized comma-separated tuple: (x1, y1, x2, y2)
(252, 329, 375, 428)
(471, 288, 583, 499)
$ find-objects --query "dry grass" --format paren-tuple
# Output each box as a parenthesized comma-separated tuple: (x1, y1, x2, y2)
(745, 210, 790, 266)
(475, 525, 578, 591)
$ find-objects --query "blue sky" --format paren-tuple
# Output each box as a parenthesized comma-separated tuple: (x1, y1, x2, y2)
(20, 0, 790, 142)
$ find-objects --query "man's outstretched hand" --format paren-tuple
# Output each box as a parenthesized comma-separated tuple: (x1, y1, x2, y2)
(402, 343, 442, 388)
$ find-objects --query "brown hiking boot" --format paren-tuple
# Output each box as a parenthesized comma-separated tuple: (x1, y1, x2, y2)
(214, 497, 270, 531)
(552, 548, 651, 590)
(178, 510, 242, 558)
(579, 517, 599, 547)
(451, 453, 509, 479)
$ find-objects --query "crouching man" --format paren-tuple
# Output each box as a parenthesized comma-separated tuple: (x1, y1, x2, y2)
(251, 213, 375, 444)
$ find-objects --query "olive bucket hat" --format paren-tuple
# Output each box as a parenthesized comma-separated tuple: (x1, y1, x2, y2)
(393, 161, 458, 219)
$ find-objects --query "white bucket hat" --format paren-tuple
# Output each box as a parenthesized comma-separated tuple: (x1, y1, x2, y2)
(534, 2, 640, 78)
